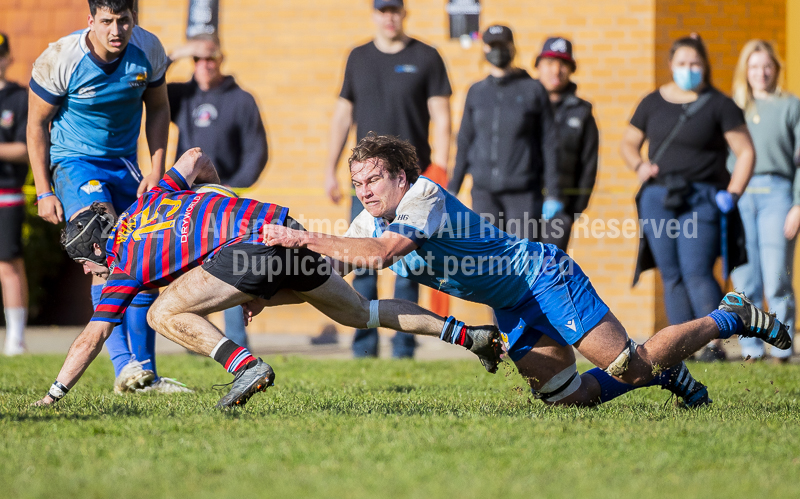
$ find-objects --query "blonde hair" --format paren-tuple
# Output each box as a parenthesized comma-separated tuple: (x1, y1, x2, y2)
(732, 39, 783, 113)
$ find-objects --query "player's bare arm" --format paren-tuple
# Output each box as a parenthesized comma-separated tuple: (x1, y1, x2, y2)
(27, 90, 63, 224)
(0, 142, 27, 163)
(34, 320, 115, 406)
(171, 147, 221, 186)
(138, 83, 171, 196)
(324, 98, 355, 204)
(265, 227, 417, 270)
(427, 95, 451, 168)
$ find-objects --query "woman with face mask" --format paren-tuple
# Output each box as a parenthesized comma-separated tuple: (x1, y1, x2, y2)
(620, 34, 755, 362)
(727, 40, 799, 363)
(448, 25, 555, 241)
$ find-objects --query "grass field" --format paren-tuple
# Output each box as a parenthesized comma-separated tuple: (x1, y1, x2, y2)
(1, 354, 799, 499)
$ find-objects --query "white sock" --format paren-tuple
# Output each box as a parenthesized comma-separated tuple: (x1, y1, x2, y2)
(4, 307, 26, 352)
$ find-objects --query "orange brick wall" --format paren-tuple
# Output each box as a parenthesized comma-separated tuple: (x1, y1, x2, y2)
(139, 0, 659, 337)
(0, 1, 791, 337)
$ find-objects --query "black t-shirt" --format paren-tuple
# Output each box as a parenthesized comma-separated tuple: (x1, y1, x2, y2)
(0, 82, 29, 189)
(630, 88, 744, 187)
(340, 38, 452, 168)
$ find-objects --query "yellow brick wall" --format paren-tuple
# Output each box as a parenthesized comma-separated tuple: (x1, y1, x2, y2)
(138, 0, 659, 337)
(2, 0, 790, 336)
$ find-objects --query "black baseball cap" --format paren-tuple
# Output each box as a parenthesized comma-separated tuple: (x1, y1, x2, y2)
(535, 37, 576, 71)
(0, 33, 9, 57)
(374, 0, 403, 10)
(482, 25, 514, 45)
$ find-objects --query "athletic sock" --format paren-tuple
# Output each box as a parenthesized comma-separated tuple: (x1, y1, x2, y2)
(3, 307, 26, 352)
(93, 283, 131, 376)
(211, 338, 256, 374)
(585, 368, 641, 403)
(708, 309, 743, 339)
(439, 316, 473, 350)
(125, 292, 159, 379)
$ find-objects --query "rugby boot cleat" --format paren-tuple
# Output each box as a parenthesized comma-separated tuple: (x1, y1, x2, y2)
(660, 361, 712, 408)
(114, 360, 156, 394)
(135, 377, 194, 394)
(718, 292, 792, 350)
(466, 326, 504, 374)
(215, 358, 275, 408)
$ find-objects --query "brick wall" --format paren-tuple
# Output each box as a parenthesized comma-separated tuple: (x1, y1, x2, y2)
(1, 1, 791, 338)
(139, 0, 659, 337)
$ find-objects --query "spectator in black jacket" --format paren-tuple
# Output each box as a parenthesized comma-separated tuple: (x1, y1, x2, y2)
(449, 25, 555, 240)
(167, 35, 268, 349)
(535, 37, 599, 250)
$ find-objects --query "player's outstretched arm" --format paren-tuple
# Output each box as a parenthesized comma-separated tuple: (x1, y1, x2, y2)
(27, 91, 63, 224)
(34, 321, 114, 406)
(139, 84, 171, 196)
(264, 226, 417, 270)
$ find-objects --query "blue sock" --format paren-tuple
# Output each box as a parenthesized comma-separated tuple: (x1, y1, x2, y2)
(93, 284, 131, 376)
(125, 292, 159, 379)
(585, 368, 646, 403)
(708, 309, 743, 339)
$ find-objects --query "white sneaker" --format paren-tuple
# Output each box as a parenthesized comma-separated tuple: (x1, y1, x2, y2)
(135, 377, 194, 394)
(114, 360, 156, 394)
(3, 341, 26, 356)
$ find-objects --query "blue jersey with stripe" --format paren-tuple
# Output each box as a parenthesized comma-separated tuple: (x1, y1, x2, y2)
(30, 27, 168, 163)
(344, 177, 544, 309)
(92, 169, 288, 323)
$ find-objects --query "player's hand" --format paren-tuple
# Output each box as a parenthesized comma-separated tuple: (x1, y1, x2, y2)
(636, 161, 659, 183)
(137, 172, 162, 197)
(784, 205, 800, 240)
(241, 299, 267, 325)
(263, 224, 306, 248)
(32, 395, 57, 407)
(325, 173, 342, 204)
(38, 195, 64, 224)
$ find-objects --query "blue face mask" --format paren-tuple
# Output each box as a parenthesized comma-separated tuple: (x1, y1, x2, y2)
(673, 66, 703, 91)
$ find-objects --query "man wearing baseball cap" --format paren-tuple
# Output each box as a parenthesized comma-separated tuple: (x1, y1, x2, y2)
(535, 37, 599, 251)
(321, 0, 453, 359)
(449, 24, 555, 243)
(0, 32, 29, 356)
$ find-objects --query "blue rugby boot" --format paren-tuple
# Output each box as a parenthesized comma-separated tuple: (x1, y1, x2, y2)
(660, 361, 712, 408)
(718, 292, 792, 350)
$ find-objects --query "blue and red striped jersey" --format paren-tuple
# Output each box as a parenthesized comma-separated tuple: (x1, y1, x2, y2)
(91, 169, 288, 323)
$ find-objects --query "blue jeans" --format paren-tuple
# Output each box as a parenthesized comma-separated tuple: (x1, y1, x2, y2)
(350, 196, 418, 358)
(224, 306, 249, 350)
(639, 183, 723, 324)
(731, 175, 796, 359)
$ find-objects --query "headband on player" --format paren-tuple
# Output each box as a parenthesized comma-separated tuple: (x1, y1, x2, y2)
(61, 203, 116, 266)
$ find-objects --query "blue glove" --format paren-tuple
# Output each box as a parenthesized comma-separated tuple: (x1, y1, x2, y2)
(715, 191, 738, 214)
(542, 200, 564, 220)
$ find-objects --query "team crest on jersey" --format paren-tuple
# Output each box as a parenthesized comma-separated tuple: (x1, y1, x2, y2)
(115, 215, 137, 244)
(0, 110, 13, 129)
(80, 180, 103, 195)
(128, 72, 148, 88)
(192, 104, 218, 127)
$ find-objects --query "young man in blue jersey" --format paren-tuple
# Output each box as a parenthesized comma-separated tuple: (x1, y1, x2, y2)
(33, 148, 501, 408)
(264, 134, 793, 408)
(27, 0, 185, 393)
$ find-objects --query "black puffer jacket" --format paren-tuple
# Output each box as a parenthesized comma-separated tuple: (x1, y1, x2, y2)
(449, 70, 555, 195)
(550, 82, 599, 215)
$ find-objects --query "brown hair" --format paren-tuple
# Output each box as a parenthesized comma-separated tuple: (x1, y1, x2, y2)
(348, 133, 421, 183)
(669, 34, 712, 87)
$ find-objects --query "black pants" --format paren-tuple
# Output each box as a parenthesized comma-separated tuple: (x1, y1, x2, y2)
(471, 189, 542, 240)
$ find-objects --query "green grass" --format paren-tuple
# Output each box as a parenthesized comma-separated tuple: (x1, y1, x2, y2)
(2, 355, 800, 499)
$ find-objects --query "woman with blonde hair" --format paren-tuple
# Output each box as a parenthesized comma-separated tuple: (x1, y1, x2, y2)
(728, 39, 799, 363)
